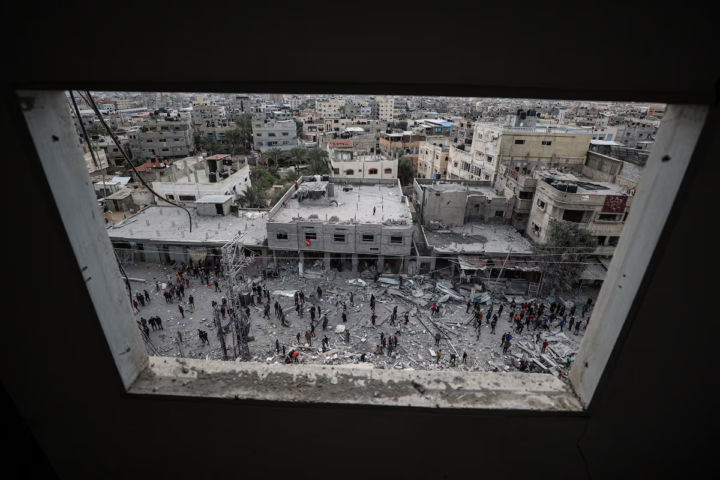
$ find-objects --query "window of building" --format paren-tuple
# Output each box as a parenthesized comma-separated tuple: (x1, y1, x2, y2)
(542, 141, 552, 145)
(514, 140, 525, 144)
(390, 236, 403, 244)
(305, 232, 317, 241)
(494, 210, 505, 217)
(146, 139, 153, 142)
(607, 134, 613, 141)
(532, 222, 541, 235)
(179, 195, 196, 201)
(562, 210, 585, 223)
(333, 234, 345, 242)
(368, 168, 378, 175)
(166, 194, 175, 200)
(362, 234, 374, 242)
(256, 133, 262, 136)
(486, 156, 493, 163)
(159, 138, 166, 142)
(345, 169, 354, 175)
(258, 142, 263, 146)
(384, 168, 392, 174)
(276, 231, 288, 240)
(161, 148, 169, 151)
(282, 132, 288, 136)
(268, 133, 276, 137)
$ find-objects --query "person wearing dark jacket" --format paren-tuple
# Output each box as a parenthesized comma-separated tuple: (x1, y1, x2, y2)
(178, 305, 184, 318)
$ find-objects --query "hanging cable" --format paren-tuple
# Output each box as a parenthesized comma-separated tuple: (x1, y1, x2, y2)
(79, 90, 193, 232)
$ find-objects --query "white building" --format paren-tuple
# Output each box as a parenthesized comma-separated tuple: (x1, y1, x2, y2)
(377, 96, 395, 122)
(150, 154, 252, 205)
(327, 139, 397, 179)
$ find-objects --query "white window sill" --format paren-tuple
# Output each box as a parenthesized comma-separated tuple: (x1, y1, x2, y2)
(128, 356, 583, 412)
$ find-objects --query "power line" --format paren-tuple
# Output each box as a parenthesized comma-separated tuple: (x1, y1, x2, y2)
(79, 90, 194, 233)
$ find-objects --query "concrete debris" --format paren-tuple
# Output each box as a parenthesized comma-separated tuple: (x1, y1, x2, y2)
(335, 325, 346, 333)
(347, 278, 367, 286)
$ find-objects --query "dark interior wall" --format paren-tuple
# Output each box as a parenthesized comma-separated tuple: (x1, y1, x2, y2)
(3, 8, 718, 103)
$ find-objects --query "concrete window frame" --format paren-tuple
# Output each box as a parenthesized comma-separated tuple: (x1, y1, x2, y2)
(19, 92, 710, 413)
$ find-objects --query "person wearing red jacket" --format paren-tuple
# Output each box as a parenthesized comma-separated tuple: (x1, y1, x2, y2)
(542, 340, 549, 353)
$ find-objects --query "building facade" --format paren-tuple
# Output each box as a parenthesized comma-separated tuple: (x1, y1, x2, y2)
(253, 119, 298, 152)
(127, 120, 195, 159)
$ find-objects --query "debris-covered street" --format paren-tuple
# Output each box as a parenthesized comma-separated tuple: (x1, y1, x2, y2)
(123, 261, 596, 379)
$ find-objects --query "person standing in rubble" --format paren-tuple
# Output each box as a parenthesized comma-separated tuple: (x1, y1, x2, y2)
(559, 316, 566, 331)
(144, 290, 151, 303)
(280, 311, 288, 327)
(466, 299, 472, 314)
(349, 292, 354, 306)
(322, 314, 328, 330)
(342, 311, 347, 323)
(156, 281, 160, 292)
(574, 320, 582, 335)
(542, 340, 549, 353)
(436, 349, 442, 364)
(490, 317, 497, 334)
(568, 316, 575, 332)
(502, 338, 511, 355)
(462, 351, 468, 364)
(305, 331, 312, 346)
(431, 303, 437, 317)
(316, 286, 322, 298)
(263, 303, 271, 319)
(345, 329, 351, 343)
(275, 301, 280, 316)
(404, 311, 409, 325)
(214, 279, 221, 292)
(371, 313, 377, 326)
(178, 305, 185, 319)
(310, 322, 316, 337)
(434, 332, 441, 346)
(497, 303, 504, 319)
(275, 339, 280, 354)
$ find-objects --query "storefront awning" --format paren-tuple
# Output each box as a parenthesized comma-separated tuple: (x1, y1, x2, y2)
(458, 255, 489, 270)
(579, 260, 608, 281)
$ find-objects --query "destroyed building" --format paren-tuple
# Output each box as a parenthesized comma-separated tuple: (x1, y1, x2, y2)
(412, 178, 513, 228)
(150, 154, 251, 205)
(107, 205, 269, 268)
(267, 177, 413, 274)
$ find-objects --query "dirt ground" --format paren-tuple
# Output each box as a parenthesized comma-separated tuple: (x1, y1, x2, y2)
(122, 261, 597, 374)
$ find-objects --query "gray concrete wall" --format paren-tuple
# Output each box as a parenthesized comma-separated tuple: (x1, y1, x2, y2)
(424, 189, 467, 226)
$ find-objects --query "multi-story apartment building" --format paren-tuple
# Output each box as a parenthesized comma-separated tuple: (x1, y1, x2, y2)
(448, 118, 474, 146)
(615, 121, 655, 149)
(227, 95, 250, 118)
(446, 145, 485, 181)
(527, 169, 634, 256)
(471, 122, 593, 187)
(127, 119, 194, 159)
(316, 98, 344, 116)
(192, 103, 226, 128)
(253, 119, 297, 152)
(115, 98, 136, 110)
(376, 96, 395, 122)
(418, 139, 450, 179)
(328, 140, 397, 180)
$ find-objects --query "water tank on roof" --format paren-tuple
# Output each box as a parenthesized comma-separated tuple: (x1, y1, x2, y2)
(209, 172, 217, 183)
(220, 172, 229, 179)
(543, 176, 554, 185)
(519, 111, 527, 119)
(554, 183, 568, 192)
(567, 184, 578, 193)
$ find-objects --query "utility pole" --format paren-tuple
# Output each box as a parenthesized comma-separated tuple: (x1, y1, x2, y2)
(492, 247, 512, 294)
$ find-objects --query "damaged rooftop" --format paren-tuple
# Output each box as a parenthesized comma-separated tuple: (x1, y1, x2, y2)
(423, 223, 534, 255)
(108, 206, 268, 246)
(272, 182, 412, 226)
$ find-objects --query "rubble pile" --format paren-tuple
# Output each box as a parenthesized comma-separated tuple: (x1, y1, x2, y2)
(122, 261, 591, 376)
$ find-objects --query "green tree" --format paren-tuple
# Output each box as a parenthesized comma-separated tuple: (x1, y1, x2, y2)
(397, 156, 415, 186)
(288, 147, 307, 171)
(264, 148, 284, 169)
(225, 128, 244, 156)
(535, 220, 597, 296)
(306, 148, 329, 165)
(304, 160, 330, 176)
(235, 114, 254, 149)
(85, 123, 105, 137)
(238, 185, 268, 208)
(250, 165, 280, 190)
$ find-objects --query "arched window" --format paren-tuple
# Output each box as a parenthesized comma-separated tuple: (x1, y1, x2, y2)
(345, 169, 354, 175)
(384, 168, 393, 174)
(368, 168, 378, 175)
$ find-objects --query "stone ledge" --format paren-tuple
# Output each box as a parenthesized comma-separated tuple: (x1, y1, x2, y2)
(128, 356, 583, 412)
